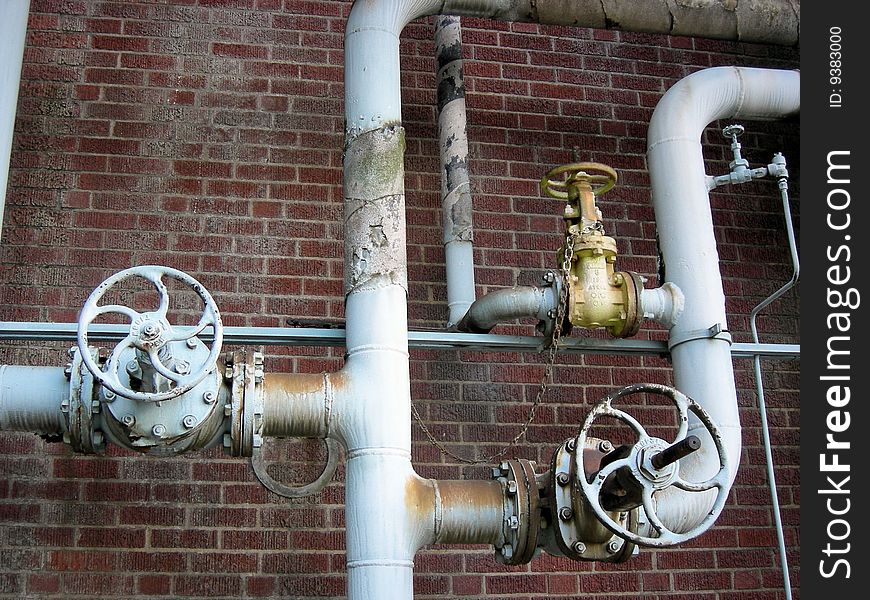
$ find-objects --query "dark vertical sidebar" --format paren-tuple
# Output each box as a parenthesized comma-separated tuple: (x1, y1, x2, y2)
(801, 3, 867, 597)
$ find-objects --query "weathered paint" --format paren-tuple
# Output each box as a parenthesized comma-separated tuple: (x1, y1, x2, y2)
(434, 479, 505, 545)
(261, 371, 343, 439)
(343, 125, 408, 295)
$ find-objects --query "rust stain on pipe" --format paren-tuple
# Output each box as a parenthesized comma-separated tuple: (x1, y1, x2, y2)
(262, 371, 345, 438)
(436, 480, 505, 546)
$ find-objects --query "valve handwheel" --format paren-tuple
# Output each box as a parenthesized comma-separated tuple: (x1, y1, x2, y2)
(541, 162, 618, 200)
(575, 383, 730, 547)
(77, 265, 223, 402)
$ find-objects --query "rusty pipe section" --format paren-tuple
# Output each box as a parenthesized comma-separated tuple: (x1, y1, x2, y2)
(260, 372, 342, 439)
(434, 479, 506, 545)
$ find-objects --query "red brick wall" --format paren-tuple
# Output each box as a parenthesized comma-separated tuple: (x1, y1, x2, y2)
(1, 1, 799, 598)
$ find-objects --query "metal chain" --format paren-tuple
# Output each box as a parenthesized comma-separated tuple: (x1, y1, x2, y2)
(411, 232, 577, 465)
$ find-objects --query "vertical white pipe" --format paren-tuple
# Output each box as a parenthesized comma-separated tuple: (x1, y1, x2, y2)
(0, 0, 30, 244)
(646, 67, 799, 531)
(341, 4, 443, 597)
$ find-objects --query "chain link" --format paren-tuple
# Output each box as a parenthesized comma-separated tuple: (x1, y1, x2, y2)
(411, 232, 577, 465)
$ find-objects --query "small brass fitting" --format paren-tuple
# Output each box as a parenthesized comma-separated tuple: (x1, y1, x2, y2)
(542, 163, 642, 338)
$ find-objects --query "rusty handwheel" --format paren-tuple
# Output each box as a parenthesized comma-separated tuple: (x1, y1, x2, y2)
(541, 162, 618, 200)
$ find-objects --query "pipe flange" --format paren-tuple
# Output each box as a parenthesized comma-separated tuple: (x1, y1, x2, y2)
(66, 346, 105, 454)
(611, 271, 643, 339)
(225, 350, 264, 457)
(493, 459, 540, 566)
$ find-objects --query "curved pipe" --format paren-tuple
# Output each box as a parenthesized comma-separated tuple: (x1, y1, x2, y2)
(456, 285, 556, 333)
(646, 66, 799, 533)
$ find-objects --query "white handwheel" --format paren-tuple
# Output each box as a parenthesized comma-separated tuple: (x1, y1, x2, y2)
(77, 265, 223, 402)
(575, 383, 729, 547)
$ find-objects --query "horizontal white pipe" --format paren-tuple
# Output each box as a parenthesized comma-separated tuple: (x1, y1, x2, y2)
(0, 365, 68, 435)
(0, 0, 31, 244)
(647, 66, 799, 532)
(640, 282, 684, 328)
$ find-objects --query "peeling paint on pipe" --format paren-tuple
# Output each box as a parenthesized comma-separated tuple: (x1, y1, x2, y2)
(435, 15, 476, 327)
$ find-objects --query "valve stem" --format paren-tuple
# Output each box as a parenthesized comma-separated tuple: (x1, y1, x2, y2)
(650, 435, 701, 470)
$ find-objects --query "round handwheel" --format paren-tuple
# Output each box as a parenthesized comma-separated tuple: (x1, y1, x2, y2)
(575, 383, 729, 547)
(77, 265, 223, 402)
(541, 162, 618, 200)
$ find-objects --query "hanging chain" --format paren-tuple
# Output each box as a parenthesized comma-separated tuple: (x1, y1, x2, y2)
(411, 231, 577, 465)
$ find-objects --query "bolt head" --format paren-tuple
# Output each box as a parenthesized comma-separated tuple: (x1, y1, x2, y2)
(174, 360, 190, 375)
(500, 546, 513, 559)
(572, 541, 587, 554)
(556, 472, 570, 486)
(202, 391, 216, 404)
(121, 415, 135, 427)
(182, 415, 198, 429)
(558, 507, 573, 521)
(186, 338, 198, 349)
(126, 360, 140, 373)
(152, 424, 166, 437)
(542, 271, 556, 284)
(506, 480, 518, 495)
(599, 440, 613, 453)
(565, 439, 577, 453)
(103, 390, 116, 402)
(508, 516, 519, 530)
(607, 539, 621, 553)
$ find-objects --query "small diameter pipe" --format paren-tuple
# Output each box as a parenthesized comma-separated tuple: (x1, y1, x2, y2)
(0, 0, 31, 244)
(749, 176, 798, 600)
(435, 15, 476, 328)
(640, 282, 684, 328)
(0, 365, 68, 435)
(456, 285, 556, 333)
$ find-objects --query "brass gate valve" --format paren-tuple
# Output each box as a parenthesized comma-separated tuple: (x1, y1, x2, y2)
(541, 162, 642, 338)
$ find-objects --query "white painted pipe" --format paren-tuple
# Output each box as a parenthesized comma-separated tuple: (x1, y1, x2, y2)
(0, 0, 30, 244)
(646, 66, 799, 532)
(0, 365, 68, 434)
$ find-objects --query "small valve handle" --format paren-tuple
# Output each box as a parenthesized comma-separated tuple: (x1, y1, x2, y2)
(722, 124, 745, 141)
(77, 265, 223, 402)
(541, 162, 618, 200)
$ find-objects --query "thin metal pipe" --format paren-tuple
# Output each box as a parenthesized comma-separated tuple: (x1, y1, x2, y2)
(749, 176, 798, 600)
(0, 321, 799, 358)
